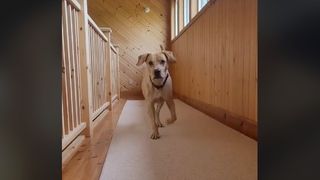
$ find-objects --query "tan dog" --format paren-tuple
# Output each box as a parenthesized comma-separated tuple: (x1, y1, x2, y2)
(136, 46, 177, 139)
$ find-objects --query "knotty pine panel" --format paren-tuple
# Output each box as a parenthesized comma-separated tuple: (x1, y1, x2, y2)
(171, 0, 257, 122)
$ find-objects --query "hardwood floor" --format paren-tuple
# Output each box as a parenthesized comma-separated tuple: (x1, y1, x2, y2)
(62, 99, 127, 180)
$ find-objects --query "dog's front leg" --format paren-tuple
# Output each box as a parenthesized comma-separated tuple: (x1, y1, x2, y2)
(166, 99, 177, 125)
(155, 101, 164, 128)
(147, 101, 160, 139)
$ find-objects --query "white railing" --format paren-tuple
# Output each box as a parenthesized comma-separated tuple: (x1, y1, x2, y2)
(110, 44, 120, 101)
(100, 27, 121, 104)
(87, 16, 110, 121)
(62, 0, 86, 150)
(61, 0, 120, 167)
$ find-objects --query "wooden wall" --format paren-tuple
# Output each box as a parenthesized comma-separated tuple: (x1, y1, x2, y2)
(171, 0, 257, 138)
(88, 0, 170, 96)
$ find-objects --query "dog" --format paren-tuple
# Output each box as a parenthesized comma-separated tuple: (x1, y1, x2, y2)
(136, 45, 177, 140)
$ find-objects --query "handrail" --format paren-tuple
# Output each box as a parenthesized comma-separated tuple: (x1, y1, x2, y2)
(66, 0, 81, 11)
(100, 27, 112, 33)
(110, 43, 118, 53)
(87, 15, 109, 42)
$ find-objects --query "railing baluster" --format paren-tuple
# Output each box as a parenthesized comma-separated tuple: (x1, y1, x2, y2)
(71, 7, 79, 128)
(92, 26, 96, 113)
(101, 42, 106, 104)
(74, 8, 80, 127)
(63, 0, 73, 133)
(99, 37, 103, 107)
(67, 4, 76, 130)
(62, 4, 69, 137)
(73, 8, 80, 127)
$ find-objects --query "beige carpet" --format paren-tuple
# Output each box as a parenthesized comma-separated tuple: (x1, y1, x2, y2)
(99, 100, 257, 180)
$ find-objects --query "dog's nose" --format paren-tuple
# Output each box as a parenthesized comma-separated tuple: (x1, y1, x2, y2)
(154, 69, 161, 77)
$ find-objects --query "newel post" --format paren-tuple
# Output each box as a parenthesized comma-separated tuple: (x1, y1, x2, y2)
(113, 44, 120, 100)
(100, 27, 113, 111)
(78, 0, 93, 137)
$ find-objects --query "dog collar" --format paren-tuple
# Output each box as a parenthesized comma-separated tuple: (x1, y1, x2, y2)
(149, 74, 169, 89)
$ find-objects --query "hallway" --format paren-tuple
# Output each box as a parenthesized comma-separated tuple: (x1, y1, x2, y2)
(63, 99, 256, 180)
(61, 0, 257, 179)
(100, 100, 256, 180)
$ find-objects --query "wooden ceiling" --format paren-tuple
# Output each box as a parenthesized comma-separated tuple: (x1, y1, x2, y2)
(88, 0, 171, 95)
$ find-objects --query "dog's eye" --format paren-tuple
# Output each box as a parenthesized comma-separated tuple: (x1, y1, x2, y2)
(160, 60, 165, 64)
(148, 61, 153, 66)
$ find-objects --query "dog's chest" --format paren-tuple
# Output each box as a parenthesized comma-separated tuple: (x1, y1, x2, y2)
(146, 83, 168, 101)
(151, 88, 164, 99)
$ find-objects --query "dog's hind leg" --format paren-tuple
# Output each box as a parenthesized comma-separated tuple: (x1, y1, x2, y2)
(155, 101, 164, 128)
(166, 99, 177, 125)
(147, 101, 160, 139)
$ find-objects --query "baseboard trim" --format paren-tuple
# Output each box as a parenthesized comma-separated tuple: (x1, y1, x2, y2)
(62, 135, 85, 170)
(176, 94, 257, 140)
(92, 108, 110, 129)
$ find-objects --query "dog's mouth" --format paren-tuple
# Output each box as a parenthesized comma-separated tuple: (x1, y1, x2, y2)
(150, 73, 169, 89)
(153, 76, 163, 80)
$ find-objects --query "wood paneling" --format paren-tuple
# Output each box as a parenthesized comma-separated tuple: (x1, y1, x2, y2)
(88, 0, 170, 95)
(171, 0, 257, 126)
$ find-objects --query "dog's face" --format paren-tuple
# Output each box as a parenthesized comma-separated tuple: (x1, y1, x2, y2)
(136, 50, 176, 81)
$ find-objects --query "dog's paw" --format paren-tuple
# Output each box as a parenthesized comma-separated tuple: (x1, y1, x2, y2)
(156, 121, 164, 128)
(150, 132, 160, 140)
(166, 118, 177, 125)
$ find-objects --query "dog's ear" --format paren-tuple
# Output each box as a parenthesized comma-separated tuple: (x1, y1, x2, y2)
(162, 50, 176, 63)
(136, 53, 150, 66)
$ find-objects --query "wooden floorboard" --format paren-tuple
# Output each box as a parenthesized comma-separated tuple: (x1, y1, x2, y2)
(62, 99, 127, 180)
